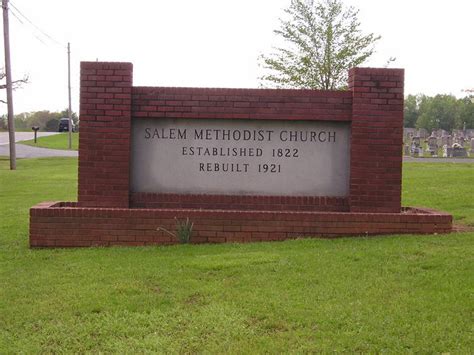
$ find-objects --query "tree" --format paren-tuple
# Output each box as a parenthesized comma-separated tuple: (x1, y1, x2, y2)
(5, 109, 79, 132)
(458, 97, 474, 129)
(404, 94, 421, 128)
(0, 114, 7, 130)
(403, 94, 473, 132)
(0, 68, 28, 104)
(59, 108, 78, 126)
(259, 0, 380, 90)
(415, 95, 459, 132)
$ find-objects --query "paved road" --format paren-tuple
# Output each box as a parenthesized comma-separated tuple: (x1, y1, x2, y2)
(0, 131, 61, 145)
(0, 132, 78, 158)
(0, 143, 78, 158)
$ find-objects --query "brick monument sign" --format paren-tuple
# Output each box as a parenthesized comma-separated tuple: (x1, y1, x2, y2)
(29, 62, 452, 247)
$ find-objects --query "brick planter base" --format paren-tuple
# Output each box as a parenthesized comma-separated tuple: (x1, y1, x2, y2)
(29, 63, 453, 248)
(30, 202, 452, 247)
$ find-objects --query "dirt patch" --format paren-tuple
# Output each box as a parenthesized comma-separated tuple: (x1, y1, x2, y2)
(452, 224, 474, 233)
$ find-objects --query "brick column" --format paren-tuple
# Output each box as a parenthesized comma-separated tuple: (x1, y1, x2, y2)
(78, 62, 133, 207)
(348, 68, 404, 213)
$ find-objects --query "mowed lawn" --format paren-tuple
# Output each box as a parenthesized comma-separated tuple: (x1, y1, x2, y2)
(402, 162, 474, 225)
(0, 157, 472, 352)
(19, 132, 79, 151)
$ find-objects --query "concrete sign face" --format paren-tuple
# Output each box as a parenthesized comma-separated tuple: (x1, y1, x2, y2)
(131, 118, 350, 196)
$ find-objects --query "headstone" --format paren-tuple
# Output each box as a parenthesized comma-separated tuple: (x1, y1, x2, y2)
(453, 133, 465, 146)
(433, 129, 444, 138)
(452, 129, 463, 138)
(436, 137, 443, 149)
(418, 128, 429, 138)
(427, 134, 438, 156)
(471, 138, 474, 154)
(410, 136, 422, 156)
(446, 135, 452, 147)
(411, 144, 423, 157)
(452, 146, 467, 157)
(442, 145, 449, 158)
(404, 145, 410, 156)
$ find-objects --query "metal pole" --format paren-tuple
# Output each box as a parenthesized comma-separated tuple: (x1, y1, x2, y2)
(67, 42, 72, 149)
(2, 0, 16, 169)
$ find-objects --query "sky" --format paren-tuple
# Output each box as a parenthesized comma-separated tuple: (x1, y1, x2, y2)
(1, 0, 473, 116)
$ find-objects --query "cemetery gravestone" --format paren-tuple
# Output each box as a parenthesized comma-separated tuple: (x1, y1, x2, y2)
(452, 143, 468, 157)
(427, 134, 438, 156)
(404, 145, 410, 156)
(411, 136, 422, 156)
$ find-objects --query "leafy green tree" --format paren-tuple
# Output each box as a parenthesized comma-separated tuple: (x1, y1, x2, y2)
(25, 111, 61, 131)
(59, 108, 79, 126)
(0, 114, 7, 130)
(458, 97, 474, 129)
(259, 0, 380, 89)
(13, 112, 29, 130)
(404, 94, 420, 128)
(45, 118, 60, 132)
(416, 95, 459, 132)
(10, 109, 79, 132)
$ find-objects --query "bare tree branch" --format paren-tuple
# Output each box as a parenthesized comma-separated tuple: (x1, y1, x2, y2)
(0, 75, 29, 90)
(0, 68, 29, 104)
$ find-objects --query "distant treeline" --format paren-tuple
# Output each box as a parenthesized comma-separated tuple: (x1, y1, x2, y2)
(1, 96, 472, 133)
(0, 109, 78, 131)
(404, 95, 474, 131)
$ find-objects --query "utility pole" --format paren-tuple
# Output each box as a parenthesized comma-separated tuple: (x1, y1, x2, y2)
(67, 42, 72, 149)
(2, 0, 16, 170)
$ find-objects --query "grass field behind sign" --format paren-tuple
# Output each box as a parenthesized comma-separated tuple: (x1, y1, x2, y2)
(19, 132, 79, 151)
(0, 157, 472, 352)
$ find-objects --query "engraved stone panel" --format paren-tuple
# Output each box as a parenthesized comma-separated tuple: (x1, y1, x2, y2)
(131, 118, 350, 196)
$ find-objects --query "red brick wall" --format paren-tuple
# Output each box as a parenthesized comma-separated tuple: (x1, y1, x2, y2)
(132, 87, 352, 121)
(349, 68, 405, 213)
(78, 63, 406, 213)
(29, 63, 451, 248)
(130, 193, 349, 212)
(30, 202, 452, 247)
(78, 62, 133, 208)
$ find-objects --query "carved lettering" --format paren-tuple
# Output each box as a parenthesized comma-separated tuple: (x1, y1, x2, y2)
(145, 128, 187, 140)
(132, 118, 350, 196)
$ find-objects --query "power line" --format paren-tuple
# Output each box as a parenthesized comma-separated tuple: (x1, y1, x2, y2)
(9, 7, 48, 46)
(10, 1, 64, 46)
(9, 0, 65, 48)
(8, 6, 21, 24)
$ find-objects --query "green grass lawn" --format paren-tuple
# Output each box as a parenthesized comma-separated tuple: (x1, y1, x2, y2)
(19, 132, 79, 151)
(0, 157, 473, 352)
(402, 162, 474, 225)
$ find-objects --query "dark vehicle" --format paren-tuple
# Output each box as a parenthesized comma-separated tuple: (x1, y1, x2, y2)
(58, 118, 76, 132)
